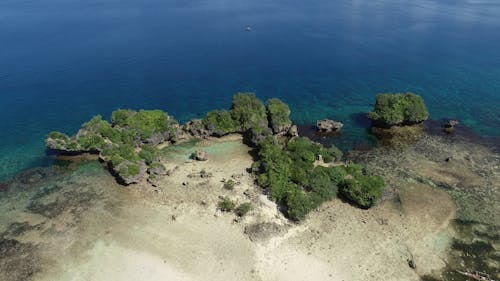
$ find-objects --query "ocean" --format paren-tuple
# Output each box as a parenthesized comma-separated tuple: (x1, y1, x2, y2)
(1, 0, 500, 180)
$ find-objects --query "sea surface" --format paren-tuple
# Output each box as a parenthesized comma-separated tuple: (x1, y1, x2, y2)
(1, 0, 500, 180)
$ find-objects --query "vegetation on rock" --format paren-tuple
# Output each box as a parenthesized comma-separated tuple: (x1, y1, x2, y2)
(368, 93, 428, 127)
(46, 92, 386, 219)
(202, 110, 239, 136)
(46, 109, 178, 184)
(230, 92, 268, 131)
(266, 98, 292, 134)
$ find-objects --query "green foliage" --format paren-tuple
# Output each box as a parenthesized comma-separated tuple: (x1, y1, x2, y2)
(202, 110, 239, 135)
(257, 141, 294, 201)
(307, 166, 343, 200)
(110, 109, 178, 142)
(285, 187, 312, 221)
(118, 163, 141, 178)
(230, 93, 268, 131)
(368, 93, 428, 126)
(47, 131, 69, 142)
(256, 137, 348, 220)
(266, 98, 292, 133)
(111, 109, 134, 127)
(101, 144, 141, 167)
(326, 145, 343, 162)
(235, 202, 252, 217)
(223, 179, 236, 190)
(339, 164, 385, 208)
(138, 145, 159, 165)
(76, 134, 106, 151)
(128, 110, 177, 140)
(218, 197, 237, 212)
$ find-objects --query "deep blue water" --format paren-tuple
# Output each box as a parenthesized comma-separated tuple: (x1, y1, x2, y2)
(1, 0, 500, 180)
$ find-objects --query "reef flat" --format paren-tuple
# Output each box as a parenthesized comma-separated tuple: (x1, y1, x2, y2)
(0, 93, 498, 281)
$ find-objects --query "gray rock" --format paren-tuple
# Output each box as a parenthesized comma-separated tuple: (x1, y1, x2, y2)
(316, 119, 343, 132)
(113, 161, 147, 185)
(182, 119, 210, 138)
(287, 125, 299, 137)
(148, 164, 167, 176)
(191, 150, 208, 161)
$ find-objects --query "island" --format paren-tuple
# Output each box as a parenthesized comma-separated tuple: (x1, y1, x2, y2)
(46, 93, 386, 220)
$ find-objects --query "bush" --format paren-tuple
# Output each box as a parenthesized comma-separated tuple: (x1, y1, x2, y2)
(230, 93, 268, 131)
(138, 145, 159, 165)
(102, 144, 141, 166)
(202, 110, 239, 136)
(47, 131, 69, 142)
(285, 187, 312, 221)
(218, 197, 237, 212)
(111, 109, 134, 127)
(76, 134, 106, 150)
(110, 109, 178, 142)
(368, 93, 428, 126)
(266, 98, 292, 133)
(223, 179, 236, 190)
(235, 202, 252, 217)
(339, 164, 385, 208)
(118, 163, 141, 178)
(256, 137, 350, 220)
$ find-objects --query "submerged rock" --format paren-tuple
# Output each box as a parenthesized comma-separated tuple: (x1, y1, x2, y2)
(316, 119, 343, 132)
(370, 124, 425, 146)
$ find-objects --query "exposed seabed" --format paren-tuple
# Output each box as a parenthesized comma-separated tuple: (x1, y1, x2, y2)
(0, 122, 498, 281)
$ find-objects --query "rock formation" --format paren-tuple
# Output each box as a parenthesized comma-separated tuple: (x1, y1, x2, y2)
(316, 119, 343, 132)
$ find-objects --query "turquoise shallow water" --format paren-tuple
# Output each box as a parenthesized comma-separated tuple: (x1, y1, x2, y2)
(1, 0, 500, 180)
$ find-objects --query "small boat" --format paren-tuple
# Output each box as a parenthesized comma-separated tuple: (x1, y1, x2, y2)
(456, 270, 496, 281)
(245, 26, 252, 32)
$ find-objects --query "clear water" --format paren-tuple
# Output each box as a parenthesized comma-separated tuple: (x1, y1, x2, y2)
(1, 0, 500, 180)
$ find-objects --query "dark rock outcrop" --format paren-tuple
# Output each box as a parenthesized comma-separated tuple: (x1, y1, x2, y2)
(443, 119, 459, 134)
(182, 119, 210, 139)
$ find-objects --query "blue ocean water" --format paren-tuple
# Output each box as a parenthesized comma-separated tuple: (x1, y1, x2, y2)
(1, 0, 500, 180)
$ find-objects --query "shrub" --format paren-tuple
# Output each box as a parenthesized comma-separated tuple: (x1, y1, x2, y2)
(139, 145, 159, 165)
(119, 163, 141, 178)
(223, 179, 236, 190)
(230, 93, 268, 131)
(76, 134, 106, 150)
(111, 109, 134, 127)
(47, 131, 69, 142)
(202, 110, 239, 136)
(285, 187, 312, 221)
(218, 197, 237, 212)
(368, 93, 428, 126)
(266, 98, 292, 133)
(235, 202, 252, 217)
(102, 144, 141, 166)
(110, 109, 178, 142)
(339, 164, 385, 208)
